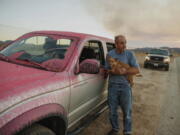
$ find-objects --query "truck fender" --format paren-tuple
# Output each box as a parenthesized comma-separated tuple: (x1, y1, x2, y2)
(0, 103, 67, 135)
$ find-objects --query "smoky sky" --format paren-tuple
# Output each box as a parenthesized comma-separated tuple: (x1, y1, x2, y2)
(82, 0, 180, 42)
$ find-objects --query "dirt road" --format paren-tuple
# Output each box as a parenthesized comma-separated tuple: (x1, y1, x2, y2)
(78, 56, 180, 135)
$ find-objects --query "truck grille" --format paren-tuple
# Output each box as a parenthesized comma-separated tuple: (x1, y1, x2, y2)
(150, 56, 164, 62)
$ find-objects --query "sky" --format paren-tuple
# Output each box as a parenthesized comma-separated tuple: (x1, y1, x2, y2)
(0, 0, 180, 48)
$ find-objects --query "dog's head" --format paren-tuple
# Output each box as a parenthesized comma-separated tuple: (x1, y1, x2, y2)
(108, 56, 119, 67)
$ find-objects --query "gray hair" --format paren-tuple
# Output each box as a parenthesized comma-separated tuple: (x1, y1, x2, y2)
(114, 35, 126, 42)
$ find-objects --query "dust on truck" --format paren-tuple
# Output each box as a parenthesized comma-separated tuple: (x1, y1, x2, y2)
(0, 31, 115, 135)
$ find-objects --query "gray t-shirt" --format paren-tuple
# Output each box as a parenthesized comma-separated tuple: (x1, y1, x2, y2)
(105, 49, 139, 84)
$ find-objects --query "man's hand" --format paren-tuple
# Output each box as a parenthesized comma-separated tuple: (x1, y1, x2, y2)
(126, 67, 140, 75)
(103, 69, 109, 78)
(119, 67, 127, 75)
(109, 67, 127, 75)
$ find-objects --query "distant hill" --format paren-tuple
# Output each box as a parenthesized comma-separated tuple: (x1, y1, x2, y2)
(0, 41, 4, 45)
(0, 40, 13, 50)
(131, 47, 180, 55)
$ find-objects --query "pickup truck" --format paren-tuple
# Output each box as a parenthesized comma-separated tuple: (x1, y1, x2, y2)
(144, 48, 171, 71)
(0, 31, 115, 135)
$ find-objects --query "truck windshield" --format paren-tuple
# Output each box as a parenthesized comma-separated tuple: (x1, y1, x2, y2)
(149, 49, 169, 56)
(0, 35, 73, 71)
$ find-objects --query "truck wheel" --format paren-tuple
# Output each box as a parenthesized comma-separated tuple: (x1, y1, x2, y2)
(19, 124, 55, 135)
(144, 63, 148, 68)
(165, 66, 169, 71)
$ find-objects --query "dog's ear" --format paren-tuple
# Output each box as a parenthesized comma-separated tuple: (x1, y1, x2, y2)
(113, 58, 118, 62)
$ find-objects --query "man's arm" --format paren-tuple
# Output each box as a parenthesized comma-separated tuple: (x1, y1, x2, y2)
(126, 67, 140, 75)
(111, 67, 139, 75)
(103, 54, 111, 78)
(126, 51, 140, 75)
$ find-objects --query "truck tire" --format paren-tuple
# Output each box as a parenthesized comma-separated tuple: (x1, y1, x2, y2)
(144, 63, 148, 68)
(19, 124, 55, 135)
(165, 66, 169, 71)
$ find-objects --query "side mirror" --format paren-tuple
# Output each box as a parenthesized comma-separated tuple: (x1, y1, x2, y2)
(79, 59, 100, 74)
(169, 54, 173, 57)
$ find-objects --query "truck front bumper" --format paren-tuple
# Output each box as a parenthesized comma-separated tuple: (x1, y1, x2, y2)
(144, 61, 169, 68)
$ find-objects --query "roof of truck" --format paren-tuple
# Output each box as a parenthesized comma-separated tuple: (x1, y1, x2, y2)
(25, 30, 113, 42)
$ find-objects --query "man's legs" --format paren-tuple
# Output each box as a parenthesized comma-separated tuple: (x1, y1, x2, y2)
(108, 83, 120, 131)
(119, 86, 132, 134)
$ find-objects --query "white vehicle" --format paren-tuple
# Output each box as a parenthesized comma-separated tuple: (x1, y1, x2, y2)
(144, 49, 171, 71)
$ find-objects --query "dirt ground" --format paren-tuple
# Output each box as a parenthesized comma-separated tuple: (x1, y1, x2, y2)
(78, 54, 180, 135)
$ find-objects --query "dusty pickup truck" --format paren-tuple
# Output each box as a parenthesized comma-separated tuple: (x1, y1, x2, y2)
(0, 31, 115, 135)
(144, 48, 171, 71)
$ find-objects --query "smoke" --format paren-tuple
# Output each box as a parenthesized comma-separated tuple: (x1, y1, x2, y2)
(82, 0, 180, 42)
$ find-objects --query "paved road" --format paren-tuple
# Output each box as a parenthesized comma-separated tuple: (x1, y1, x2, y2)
(156, 57, 180, 135)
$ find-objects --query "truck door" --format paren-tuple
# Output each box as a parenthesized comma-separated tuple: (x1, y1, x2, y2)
(68, 40, 107, 126)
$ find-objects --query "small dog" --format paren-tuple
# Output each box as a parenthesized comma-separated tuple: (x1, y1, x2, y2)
(108, 56, 134, 86)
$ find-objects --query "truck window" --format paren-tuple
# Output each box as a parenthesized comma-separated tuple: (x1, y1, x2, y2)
(106, 43, 115, 52)
(80, 40, 105, 65)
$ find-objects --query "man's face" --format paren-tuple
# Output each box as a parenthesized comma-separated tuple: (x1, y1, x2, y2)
(115, 37, 126, 53)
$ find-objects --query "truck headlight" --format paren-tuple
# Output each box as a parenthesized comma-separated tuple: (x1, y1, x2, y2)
(163, 57, 170, 63)
(145, 56, 150, 61)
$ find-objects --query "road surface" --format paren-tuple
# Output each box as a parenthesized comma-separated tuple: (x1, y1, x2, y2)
(156, 57, 180, 135)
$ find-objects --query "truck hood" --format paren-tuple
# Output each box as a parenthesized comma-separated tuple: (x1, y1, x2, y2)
(148, 54, 168, 58)
(0, 60, 69, 113)
(148, 54, 169, 58)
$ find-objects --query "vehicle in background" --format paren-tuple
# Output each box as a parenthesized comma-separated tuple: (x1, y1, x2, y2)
(0, 31, 115, 135)
(144, 48, 171, 71)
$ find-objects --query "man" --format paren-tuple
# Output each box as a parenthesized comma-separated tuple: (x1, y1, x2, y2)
(105, 35, 140, 135)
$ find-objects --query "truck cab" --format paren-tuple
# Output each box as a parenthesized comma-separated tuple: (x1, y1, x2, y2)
(0, 31, 115, 135)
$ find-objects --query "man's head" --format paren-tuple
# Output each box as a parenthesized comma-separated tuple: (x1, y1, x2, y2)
(114, 35, 126, 53)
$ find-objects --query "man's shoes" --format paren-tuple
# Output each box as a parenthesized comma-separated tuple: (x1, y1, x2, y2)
(107, 129, 119, 135)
